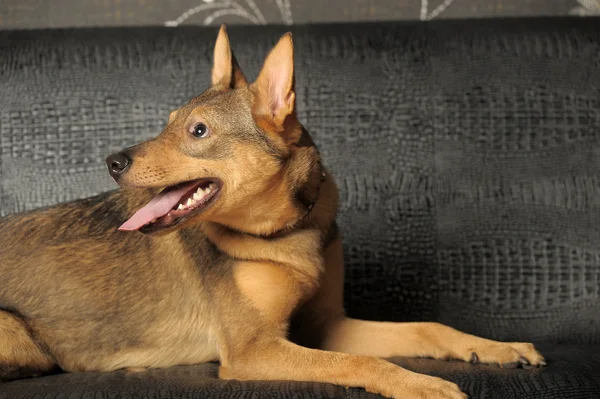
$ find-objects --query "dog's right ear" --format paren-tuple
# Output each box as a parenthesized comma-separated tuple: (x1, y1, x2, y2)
(212, 24, 248, 89)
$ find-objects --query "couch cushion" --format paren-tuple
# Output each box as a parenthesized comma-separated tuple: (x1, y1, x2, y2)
(0, 344, 597, 398)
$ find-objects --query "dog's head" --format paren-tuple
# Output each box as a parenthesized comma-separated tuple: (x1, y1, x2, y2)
(106, 26, 322, 235)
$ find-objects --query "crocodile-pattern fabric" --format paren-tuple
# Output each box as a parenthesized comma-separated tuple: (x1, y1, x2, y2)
(1, 18, 600, 398)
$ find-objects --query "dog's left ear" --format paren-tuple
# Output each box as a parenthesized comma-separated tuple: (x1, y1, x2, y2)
(251, 32, 295, 132)
(212, 24, 248, 89)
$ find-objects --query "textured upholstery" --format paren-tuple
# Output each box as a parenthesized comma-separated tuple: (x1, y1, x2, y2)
(1, 18, 600, 398)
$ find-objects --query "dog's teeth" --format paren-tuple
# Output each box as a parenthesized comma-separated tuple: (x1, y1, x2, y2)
(186, 198, 193, 207)
(193, 192, 202, 200)
(177, 204, 184, 210)
(150, 219, 156, 223)
(209, 183, 216, 190)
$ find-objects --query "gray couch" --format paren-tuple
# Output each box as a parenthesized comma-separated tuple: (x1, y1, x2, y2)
(0, 18, 599, 398)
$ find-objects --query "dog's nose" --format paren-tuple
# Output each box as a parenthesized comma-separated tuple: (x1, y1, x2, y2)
(106, 152, 131, 178)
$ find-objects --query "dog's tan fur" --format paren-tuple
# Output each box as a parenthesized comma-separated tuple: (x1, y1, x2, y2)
(0, 26, 544, 398)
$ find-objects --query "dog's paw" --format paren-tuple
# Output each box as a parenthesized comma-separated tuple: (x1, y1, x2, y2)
(390, 374, 467, 399)
(465, 342, 546, 369)
(372, 371, 467, 399)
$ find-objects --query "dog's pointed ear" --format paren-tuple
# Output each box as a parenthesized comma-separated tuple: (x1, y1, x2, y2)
(251, 32, 295, 131)
(212, 24, 248, 89)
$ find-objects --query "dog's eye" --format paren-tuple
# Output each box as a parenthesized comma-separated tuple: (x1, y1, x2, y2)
(191, 123, 209, 138)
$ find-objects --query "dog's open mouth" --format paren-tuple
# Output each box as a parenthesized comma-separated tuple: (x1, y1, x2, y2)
(119, 179, 222, 232)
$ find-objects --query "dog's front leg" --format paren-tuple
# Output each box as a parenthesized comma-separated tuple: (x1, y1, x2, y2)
(227, 260, 466, 399)
(219, 337, 466, 399)
(309, 239, 545, 368)
(321, 319, 546, 368)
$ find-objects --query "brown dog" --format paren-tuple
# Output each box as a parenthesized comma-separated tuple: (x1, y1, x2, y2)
(0, 26, 545, 398)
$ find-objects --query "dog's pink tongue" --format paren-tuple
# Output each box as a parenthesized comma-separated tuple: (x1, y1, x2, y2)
(118, 182, 198, 231)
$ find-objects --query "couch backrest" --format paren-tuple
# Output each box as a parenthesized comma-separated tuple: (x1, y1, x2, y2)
(1, 19, 599, 344)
